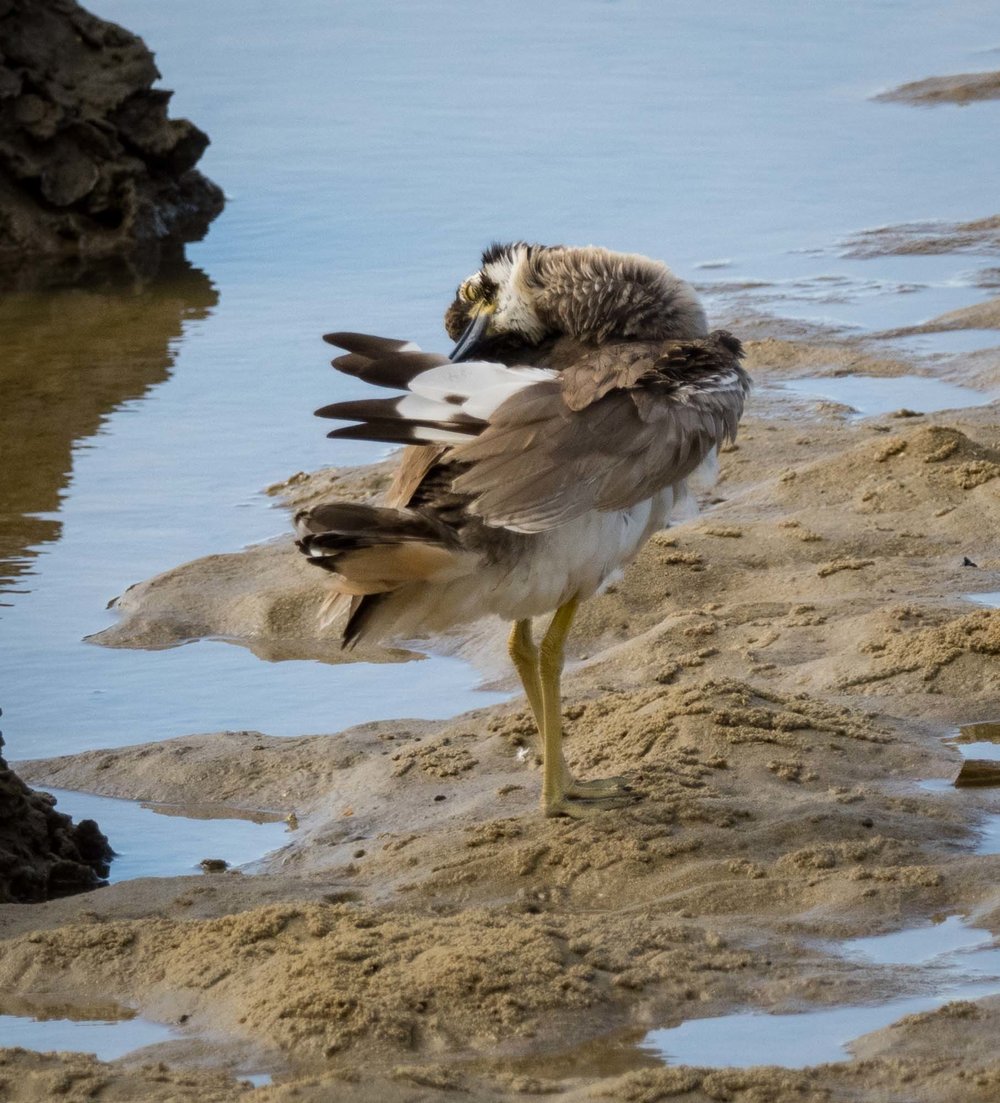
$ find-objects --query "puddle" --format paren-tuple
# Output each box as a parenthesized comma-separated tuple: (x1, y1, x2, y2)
(964, 592, 1000, 610)
(920, 721, 1000, 849)
(949, 721, 1000, 762)
(44, 788, 290, 881)
(644, 998, 950, 1068)
(777, 374, 997, 417)
(0, 996, 273, 1084)
(644, 918, 1000, 1069)
(843, 914, 992, 965)
(0, 1000, 175, 1061)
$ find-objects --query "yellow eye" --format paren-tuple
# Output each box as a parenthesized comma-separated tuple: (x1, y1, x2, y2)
(461, 280, 481, 304)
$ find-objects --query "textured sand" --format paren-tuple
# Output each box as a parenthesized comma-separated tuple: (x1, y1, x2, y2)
(2, 253, 1000, 1100)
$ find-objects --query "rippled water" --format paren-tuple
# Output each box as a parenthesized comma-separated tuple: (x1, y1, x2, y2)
(2, 0, 999, 766)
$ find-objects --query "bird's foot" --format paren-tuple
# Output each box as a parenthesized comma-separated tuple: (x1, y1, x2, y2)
(563, 774, 631, 798)
(543, 792, 635, 819)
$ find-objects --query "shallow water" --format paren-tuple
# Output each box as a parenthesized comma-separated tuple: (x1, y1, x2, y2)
(2, 0, 999, 769)
(950, 721, 1000, 761)
(880, 329, 1000, 356)
(920, 722, 1000, 849)
(843, 914, 993, 965)
(0, 1004, 175, 1061)
(965, 592, 1000, 609)
(644, 922, 1000, 1068)
(776, 373, 996, 417)
(0, 997, 271, 1082)
(45, 788, 289, 881)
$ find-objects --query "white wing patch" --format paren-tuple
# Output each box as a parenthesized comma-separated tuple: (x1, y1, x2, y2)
(407, 361, 557, 421)
(320, 357, 558, 447)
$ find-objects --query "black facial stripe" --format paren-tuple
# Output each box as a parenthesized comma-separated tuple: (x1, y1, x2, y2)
(481, 241, 517, 266)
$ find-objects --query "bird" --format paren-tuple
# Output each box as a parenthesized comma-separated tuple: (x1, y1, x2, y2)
(295, 242, 751, 818)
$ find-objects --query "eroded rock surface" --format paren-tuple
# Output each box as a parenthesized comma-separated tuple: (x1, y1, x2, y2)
(0, 0, 224, 287)
(0, 734, 111, 902)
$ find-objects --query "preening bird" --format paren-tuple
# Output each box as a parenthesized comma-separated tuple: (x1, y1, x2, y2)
(296, 243, 751, 817)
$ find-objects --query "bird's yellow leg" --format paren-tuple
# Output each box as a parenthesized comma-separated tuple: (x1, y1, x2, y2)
(509, 618, 596, 787)
(508, 619, 544, 735)
(537, 598, 631, 817)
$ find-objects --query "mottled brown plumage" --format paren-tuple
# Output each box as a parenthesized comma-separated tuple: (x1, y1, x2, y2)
(295, 243, 750, 817)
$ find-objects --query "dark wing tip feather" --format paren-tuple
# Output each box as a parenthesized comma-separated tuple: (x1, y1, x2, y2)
(331, 352, 374, 376)
(350, 351, 450, 390)
(325, 421, 475, 445)
(323, 331, 407, 352)
(316, 396, 484, 427)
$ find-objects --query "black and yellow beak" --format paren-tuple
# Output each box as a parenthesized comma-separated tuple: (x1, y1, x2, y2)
(448, 307, 492, 362)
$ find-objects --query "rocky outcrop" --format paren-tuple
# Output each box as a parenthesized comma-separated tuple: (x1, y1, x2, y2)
(0, 732, 112, 902)
(0, 0, 224, 287)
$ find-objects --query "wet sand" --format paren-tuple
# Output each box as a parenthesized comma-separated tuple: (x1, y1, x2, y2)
(2, 222, 1000, 1100)
(875, 70, 1000, 106)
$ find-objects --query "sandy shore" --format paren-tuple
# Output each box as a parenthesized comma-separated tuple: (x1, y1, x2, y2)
(875, 70, 1000, 106)
(2, 222, 999, 1101)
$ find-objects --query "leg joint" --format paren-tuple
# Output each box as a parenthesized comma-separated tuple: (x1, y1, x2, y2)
(507, 620, 537, 665)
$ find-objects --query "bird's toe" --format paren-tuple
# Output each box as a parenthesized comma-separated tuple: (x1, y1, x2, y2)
(564, 774, 631, 798)
(544, 792, 635, 819)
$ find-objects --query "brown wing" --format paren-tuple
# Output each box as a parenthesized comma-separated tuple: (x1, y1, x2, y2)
(450, 332, 750, 534)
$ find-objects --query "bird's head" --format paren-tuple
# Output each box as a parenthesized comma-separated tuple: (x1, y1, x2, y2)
(445, 241, 708, 362)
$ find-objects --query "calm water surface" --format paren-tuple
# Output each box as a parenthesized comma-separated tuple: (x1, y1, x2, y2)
(644, 921, 1000, 1068)
(2, 0, 999, 762)
(45, 788, 290, 881)
(0, 1004, 176, 1061)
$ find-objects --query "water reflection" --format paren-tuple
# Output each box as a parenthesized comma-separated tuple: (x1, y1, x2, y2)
(644, 938, 1000, 1069)
(0, 996, 176, 1061)
(0, 260, 218, 598)
(43, 787, 289, 882)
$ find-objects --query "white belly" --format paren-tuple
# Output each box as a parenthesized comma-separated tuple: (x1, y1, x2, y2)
(482, 486, 676, 620)
(357, 482, 688, 643)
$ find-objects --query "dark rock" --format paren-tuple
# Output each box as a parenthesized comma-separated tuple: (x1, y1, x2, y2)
(0, 731, 113, 902)
(0, 0, 224, 288)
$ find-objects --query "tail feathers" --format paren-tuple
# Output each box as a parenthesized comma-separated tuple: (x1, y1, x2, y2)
(296, 503, 469, 597)
(332, 350, 451, 390)
(318, 334, 558, 447)
(317, 393, 486, 446)
(322, 332, 420, 358)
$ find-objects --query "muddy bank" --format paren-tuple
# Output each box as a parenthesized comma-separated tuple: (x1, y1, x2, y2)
(7, 355, 1000, 1099)
(875, 70, 1000, 106)
(0, 735, 111, 903)
(841, 214, 1000, 259)
(880, 295, 1000, 339)
(0, 0, 223, 288)
(3, 226, 1000, 1098)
